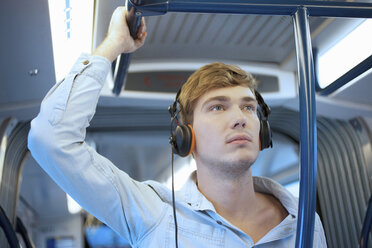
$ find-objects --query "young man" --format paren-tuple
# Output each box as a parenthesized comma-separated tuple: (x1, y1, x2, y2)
(28, 7, 326, 247)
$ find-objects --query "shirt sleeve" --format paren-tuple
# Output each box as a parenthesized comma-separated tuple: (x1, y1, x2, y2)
(28, 54, 167, 245)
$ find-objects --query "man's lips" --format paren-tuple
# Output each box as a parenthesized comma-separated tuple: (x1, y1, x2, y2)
(226, 134, 253, 144)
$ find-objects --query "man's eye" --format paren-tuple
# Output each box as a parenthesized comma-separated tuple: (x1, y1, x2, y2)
(211, 105, 223, 111)
(243, 105, 255, 111)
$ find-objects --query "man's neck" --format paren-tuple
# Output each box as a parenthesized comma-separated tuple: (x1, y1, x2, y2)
(196, 165, 260, 220)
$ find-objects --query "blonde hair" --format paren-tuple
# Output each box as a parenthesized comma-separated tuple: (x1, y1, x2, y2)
(178, 62, 257, 125)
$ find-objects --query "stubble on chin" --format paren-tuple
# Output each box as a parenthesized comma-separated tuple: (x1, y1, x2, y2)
(198, 153, 256, 180)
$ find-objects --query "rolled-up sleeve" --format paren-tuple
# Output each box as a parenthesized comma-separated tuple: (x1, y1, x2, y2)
(28, 54, 167, 245)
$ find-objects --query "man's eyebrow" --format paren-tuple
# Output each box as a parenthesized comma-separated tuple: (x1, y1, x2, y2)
(202, 96, 230, 109)
(241, 96, 257, 103)
(201, 96, 257, 109)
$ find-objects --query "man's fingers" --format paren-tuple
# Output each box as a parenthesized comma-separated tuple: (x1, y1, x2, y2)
(137, 17, 146, 38)
(141, 17, 146, 31)
(135, 31, 147, 48)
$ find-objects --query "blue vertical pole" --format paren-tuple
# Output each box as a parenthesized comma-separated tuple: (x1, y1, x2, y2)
(292, 7, 318, 248)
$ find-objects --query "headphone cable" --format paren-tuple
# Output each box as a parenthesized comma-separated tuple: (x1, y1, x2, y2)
(171, 149, 179, 248)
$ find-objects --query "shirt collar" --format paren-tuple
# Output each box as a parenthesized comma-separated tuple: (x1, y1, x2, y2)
(252, 176, 298, 217)
(178, 171, 298, 217)
(178, 171, 216, 211)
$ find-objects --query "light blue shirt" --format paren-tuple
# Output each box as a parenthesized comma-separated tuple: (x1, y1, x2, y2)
(28, 54, 327, 247)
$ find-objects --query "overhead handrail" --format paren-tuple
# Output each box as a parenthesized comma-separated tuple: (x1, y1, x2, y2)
(112, 1, 143, 95)
(123, 0, 372, 18)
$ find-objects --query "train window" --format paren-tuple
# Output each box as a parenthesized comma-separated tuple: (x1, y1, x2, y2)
(317, 19, 372, 88)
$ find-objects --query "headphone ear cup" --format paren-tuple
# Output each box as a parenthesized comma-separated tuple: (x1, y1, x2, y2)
(172, 124, 195, 157)
(259, 120, 272, 150)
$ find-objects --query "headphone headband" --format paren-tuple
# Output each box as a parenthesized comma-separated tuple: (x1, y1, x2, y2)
(168, 89, 181, 117)
(254, 90, 271, 119)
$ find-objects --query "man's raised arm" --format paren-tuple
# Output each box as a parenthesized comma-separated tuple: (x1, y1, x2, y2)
(27, 7, 166, 246)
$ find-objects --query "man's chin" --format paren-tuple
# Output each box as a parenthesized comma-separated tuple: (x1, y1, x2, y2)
(197, 151, 258, 175)
(217, 160, 255, 178)
(229, 158, 256, 168)
(229, 150, 258, 163)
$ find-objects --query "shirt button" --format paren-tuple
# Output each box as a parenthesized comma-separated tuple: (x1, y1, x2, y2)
(216, 221, 223, 225)
(82, 60, 89, 65)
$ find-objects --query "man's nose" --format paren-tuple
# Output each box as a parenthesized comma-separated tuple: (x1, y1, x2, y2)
(230, 107, 247, 129)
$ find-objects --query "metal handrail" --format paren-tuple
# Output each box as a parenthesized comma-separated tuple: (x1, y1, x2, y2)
(112, 0, 143, 95)
(127, 0, 372, 17)
(293, 7, 318, 247)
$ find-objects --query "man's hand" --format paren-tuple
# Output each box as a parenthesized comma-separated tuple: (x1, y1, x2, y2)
(93, 7, 147, 62)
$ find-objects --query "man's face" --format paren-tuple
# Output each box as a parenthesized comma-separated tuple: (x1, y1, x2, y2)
(192, 86, 261, 175)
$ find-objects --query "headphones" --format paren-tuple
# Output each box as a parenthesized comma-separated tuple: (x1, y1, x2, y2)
(254, 90, 273, 150)
(168, 90, 196, 157)
(168, 88, 272, 157)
